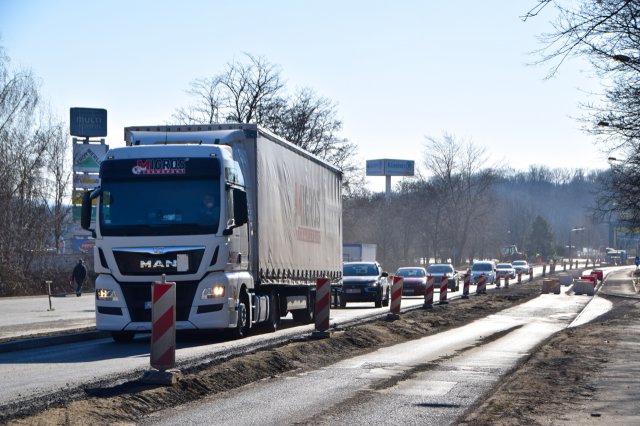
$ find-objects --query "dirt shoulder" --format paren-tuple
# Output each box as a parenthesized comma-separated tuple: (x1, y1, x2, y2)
(461, 291, 640, 425)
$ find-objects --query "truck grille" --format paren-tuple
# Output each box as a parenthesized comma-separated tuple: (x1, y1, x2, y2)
(113, 247, 205, 276)
(119, 280, 199, 322)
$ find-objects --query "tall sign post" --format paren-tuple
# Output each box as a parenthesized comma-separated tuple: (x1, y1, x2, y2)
(366, 159, 415, 199)
(70, 108, 108, 254)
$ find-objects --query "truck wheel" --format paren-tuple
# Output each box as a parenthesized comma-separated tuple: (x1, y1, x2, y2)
(292, 293, 315, 324)
(111, 331, 135, 343)
(263, 294, 280, 332)
(339, 294, 347, 308)
(228, 303, 248, 339)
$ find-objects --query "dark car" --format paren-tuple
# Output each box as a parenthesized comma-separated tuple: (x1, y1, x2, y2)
(426, 264, 460, 291)
(340, 262, 390, 308)
(395, 267, 428, 296)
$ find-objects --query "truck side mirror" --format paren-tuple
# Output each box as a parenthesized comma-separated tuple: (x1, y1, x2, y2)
(233, 189, 248, 227)
(81, 191, 94, 231)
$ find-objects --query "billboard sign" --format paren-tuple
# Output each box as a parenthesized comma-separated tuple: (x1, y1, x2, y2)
(70, 107, 107, 137)
(366, 159, 415, 176)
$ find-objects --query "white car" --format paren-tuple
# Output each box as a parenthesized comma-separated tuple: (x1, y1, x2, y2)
(512, 260, 530, 275)
(496, 263, 516, 279)
(470, 261, 496, 284)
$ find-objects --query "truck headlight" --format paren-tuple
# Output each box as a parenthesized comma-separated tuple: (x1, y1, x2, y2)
(96, 288, 118, 301)
(202, 285, 225, 299)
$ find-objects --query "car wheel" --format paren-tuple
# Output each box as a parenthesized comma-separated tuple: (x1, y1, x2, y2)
(339, 293, 347, 308)
(374, 291, 382, 308)
(111, 331, 135, 343)
(382, 287, 390, 307)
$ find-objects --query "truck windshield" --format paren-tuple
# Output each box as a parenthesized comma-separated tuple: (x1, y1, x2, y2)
(99, 177, 221, 236)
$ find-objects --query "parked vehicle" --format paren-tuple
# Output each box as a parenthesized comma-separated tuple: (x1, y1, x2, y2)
(470, 261, 497, 284)
(340, 262, 390, 308)
(395, 267, 428, 296)
(512, 260, 530, 275)
(496, 263, 516, 279)
(81, 123, 342, 342)
(426, 263, 459, 291)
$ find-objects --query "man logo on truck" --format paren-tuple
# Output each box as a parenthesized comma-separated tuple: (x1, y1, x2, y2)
(140, 259, 177, 269)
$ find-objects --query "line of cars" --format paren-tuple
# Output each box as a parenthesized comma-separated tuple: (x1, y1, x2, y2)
(340, 259, 531, 308)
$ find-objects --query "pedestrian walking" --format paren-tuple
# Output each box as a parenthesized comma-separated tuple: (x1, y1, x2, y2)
(71, 259, 87, 297)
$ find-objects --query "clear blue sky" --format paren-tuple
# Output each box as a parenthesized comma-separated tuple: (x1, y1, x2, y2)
(0, 0, 605, 191)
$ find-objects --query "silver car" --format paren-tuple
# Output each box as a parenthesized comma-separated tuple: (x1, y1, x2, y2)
(470, 261, 496, 284)
(426, 263, 459, 291)
(512, 260, 530, 275)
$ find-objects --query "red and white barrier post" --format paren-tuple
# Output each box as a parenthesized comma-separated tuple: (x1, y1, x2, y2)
(529, 266, 534, 282)
(462, 273, 470, 299)
(144, 275, 180, 385)
(423, 275, 434, 308)
(476, 273, 487, 295)
(504, 274, 510, 288)
(388, 276, 403, 320)
(312, 278, 331, 338)
(517, 272, 522, 284)
(438, 275, 448, 304)
(495, 273, 501, 288)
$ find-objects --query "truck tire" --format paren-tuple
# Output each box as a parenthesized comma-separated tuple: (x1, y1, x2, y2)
(111, 331, 135, 343)
(339, 293, 347, 308)
(263, 294, 280, 332)
(228, 303, 248, 339)
(292, 292, 315, 324)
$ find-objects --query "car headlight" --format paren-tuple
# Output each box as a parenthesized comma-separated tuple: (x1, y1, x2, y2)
(202, 285, 225, 299)
(96, 288, 118, 301)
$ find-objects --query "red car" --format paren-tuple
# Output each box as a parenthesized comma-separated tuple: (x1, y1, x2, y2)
(395, 267, 428, 296)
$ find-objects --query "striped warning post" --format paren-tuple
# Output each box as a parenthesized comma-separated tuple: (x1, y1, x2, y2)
(438, 275, 448, 304)
(150, 278, 176, 371)
(496, 274, 501, 288)
(529, 266, 534, 282)
(423, 275, 434, 308)
(517, 272, 522, 284)
(505, 274, 510, 288)
(390, 276, 403, 314)
(462, 273, 470, 299)
(313, 278, 330, 337)
(476, 273, 487, 295)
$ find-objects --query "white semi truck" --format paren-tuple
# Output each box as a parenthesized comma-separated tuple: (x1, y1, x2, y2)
(81, 123, 342, 342)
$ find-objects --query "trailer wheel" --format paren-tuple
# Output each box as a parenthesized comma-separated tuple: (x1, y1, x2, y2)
(264, 294, 280, 332)
(292, 292, 315, 324)
(339, 293, 347, 308)
(111, 331, 135, 343)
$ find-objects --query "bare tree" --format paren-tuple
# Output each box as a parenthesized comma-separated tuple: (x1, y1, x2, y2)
(526, 0, 640, 226)
(174, 53, 360, 189)
(423, 133, 496, 265)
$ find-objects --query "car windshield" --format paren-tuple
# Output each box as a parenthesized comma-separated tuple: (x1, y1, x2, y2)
(397, 268, 426, 277)
(472, 263, 493, 272)
(497, 264, 512, 269)
(427, 265, 453, 274)
(513, 261, 526, 266)
(343, 263, 380, 276)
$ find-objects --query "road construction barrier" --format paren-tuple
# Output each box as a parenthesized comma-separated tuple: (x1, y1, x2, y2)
(390, 276, 403, 314)
(573, 279, 595, 296)
(517, 272, 522, 284)
(542, 264, 547, 276)
(462, 273, 470, 299)
(529, 266, 534, 282)
(504, 275, 510, 288)
(423, 275, 434, 308)
(438, 275, 448, 304)
(592, 269, 604, 282)
(557, 273, 573, 286)
(313, 278, 330, 336)
(542, 278, 561, 294)
(563, 262, 567, 271)
(150, 276, 176, 371)
(476, 274, 487, 295)
(495, 274, 501, 288)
